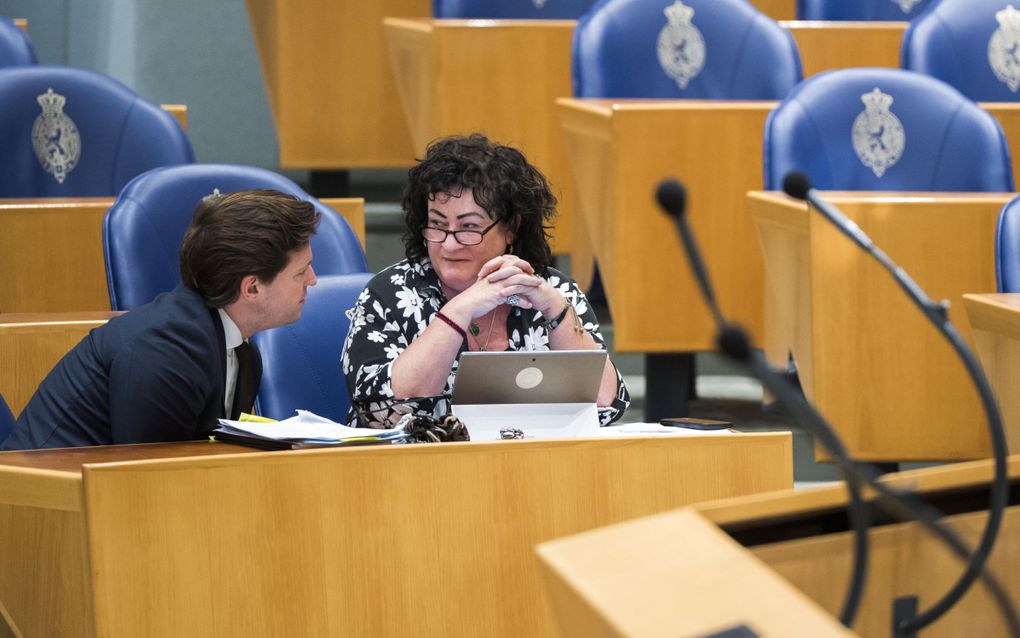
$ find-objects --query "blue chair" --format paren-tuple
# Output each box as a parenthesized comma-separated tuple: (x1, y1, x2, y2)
(0, 17, 36, 67)
(764, 67, 1015, 191)
(103, 164, 368, 311)
(434, 0, 598, 18)
(0, 65, 193, 197)
(252, 273, 373, 422)
(0, 393, 14, 445)
(573, 0, 802, 99)
(996, 195, 1020, 291)
(798, 0, 937, 20)
(903, 0, 1020, 102)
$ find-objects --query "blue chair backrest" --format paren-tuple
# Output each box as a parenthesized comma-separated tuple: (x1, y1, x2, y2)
(0, 65, 193, 197)
(0, 17, 36, 67)
(996, 195, 1020, 291)
(903, 0, 1020, 102)
(763, 67, 1015, 191)
(0, 393, 14, 445)
(798, 0, 936, 20)
(434, 0, 598, 18)
(252, 272, 374, 422)
(573, 0, 802, 99)
(103, 164, 368, 311)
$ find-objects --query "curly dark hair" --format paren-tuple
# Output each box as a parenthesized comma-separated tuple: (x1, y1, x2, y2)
(401, 134, 557, 275)
(179, 189, 320, 308)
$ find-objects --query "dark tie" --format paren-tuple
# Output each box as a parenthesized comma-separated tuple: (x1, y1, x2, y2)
(230, 341, 257, 419)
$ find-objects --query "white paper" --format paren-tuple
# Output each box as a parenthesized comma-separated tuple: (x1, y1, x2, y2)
(217, 410, 402, 442)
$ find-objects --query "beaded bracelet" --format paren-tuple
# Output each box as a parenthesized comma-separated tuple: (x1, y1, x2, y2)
(434, 311, 467, 340)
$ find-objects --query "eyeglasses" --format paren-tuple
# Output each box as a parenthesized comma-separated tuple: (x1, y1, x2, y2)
(422, 220, 499, 246)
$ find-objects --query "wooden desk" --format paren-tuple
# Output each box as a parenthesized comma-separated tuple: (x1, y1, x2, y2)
(539, 454, 1020, 637)
(382, 18, 907, 258)
(782, 21, 905, 77)
(0, 312, 119, 416)
(383, 18, 577, 255)
(0, 198, 365, 313)
(0, 433, 791, 637)
(558, 99, 775, 352)
(246, 0, 427, 169)
(751, 190, 1009, 461)
(963, 293, 1020, 453)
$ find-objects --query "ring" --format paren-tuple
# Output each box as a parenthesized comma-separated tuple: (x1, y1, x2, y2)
(506, 294, 520, 307)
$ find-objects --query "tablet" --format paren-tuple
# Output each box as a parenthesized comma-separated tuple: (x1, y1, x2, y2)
(451, 350, 607, 405)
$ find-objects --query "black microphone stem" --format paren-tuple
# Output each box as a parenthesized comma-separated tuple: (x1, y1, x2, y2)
(798, 182, 1013, 635)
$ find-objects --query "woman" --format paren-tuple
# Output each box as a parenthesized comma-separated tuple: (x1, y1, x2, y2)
(342, 134, 629, 427)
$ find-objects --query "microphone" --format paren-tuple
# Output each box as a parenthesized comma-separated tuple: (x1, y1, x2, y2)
(781, 171, 1014, 634)
(656, 179, 723, 326)
(782, 172, 873, 251)
(656, 177, 870, 627)
(656, 176, 1020, 634)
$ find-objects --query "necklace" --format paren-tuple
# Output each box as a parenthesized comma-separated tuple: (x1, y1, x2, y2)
(469, 311, 498, 351)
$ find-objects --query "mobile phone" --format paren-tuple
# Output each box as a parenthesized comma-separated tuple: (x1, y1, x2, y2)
(659, 417, 732, 431)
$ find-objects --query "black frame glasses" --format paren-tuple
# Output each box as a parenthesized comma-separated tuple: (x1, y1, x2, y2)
(422, 220, 499, 246)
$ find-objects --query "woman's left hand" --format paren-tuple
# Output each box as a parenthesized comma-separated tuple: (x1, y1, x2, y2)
(477, 255, 565, 319)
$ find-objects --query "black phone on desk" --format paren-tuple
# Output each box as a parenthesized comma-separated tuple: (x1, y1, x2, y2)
(659, 417, 732, 431)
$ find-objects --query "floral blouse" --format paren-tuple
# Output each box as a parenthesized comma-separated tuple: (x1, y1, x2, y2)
(341, 257, 629, 428)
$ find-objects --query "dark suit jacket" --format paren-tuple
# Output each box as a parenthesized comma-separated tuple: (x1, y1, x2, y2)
(2, 285, 262, 450)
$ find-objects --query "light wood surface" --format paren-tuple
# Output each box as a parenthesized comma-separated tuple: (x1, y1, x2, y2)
(246, 0, 427, 169)
(539, 455, 1020, 638)
(13, 18, 26, 32)
(964, 293, 1020, 453)
(752, 0, 795, 19)
(159, 103, 188, 131)
(0, 198, 365, 314)
(0, 433, 792, 637)
(538, 508, 854, 637)
(982, 103, 1020, 191)
(781, 21, 905, 77)
(383, 18, 578, 255)
(0, 312, 119, 416)
(751, 191, 1010, 461)
(559, 99, 775, 352)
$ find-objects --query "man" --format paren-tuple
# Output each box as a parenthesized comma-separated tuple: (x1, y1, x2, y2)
(2, 189, 319, 449)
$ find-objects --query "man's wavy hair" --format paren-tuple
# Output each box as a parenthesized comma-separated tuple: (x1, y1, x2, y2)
(401, 134, 557, 275)
(179, 189, 320, 308)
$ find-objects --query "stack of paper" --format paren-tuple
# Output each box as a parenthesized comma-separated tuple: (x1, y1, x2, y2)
(215, 410, 410, 449)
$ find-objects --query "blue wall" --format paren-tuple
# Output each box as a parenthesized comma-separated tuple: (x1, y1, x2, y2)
(0, 0, 279, 170)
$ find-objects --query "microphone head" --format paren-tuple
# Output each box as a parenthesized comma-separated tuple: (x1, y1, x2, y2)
(655, 179, 687, 220)
(717, 323, 752, 362)
(782, 172, 812, 201)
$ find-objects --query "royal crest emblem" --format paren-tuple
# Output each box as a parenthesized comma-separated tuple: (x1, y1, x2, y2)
(656, 0, 705, 90)
(851, 88, 905, 178)
(989, 5, 1020, 93)
(31, 88, 81, 184)
(532, 0, 547, 8)
(892, 0, 922, 13)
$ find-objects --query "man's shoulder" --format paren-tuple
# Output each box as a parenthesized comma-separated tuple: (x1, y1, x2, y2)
(101, 286, 219, 351)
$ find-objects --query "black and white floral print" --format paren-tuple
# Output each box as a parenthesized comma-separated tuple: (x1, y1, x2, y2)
(341, 257, 630, 428)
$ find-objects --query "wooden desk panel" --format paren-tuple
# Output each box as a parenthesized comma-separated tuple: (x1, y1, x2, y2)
(751, 191, 1009, 461)
(0, 198, 365, 314)
(384, 18, 578, 255)
(0, 433, 792, 637)
(540, 455, 1020, 638)
(964, 293, 1020, 453)
(982, 103, 1020, 190)
(559, 99, 774, 352)
(246, 0, 427, 168)
(0, 312, 119, 416)
(782, 21, 905, 77)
